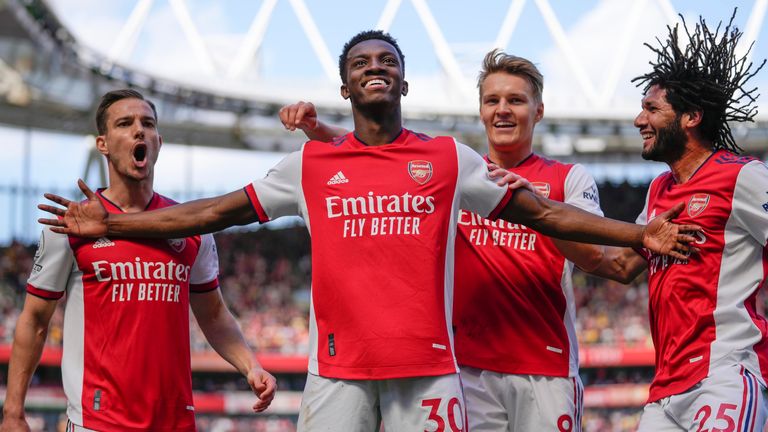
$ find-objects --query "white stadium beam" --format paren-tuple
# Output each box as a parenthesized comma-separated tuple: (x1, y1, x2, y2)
(377, 0, 403, 32)
(740, 0, 767, 64)
(410, 0, 472, 101)
(494, 0, 527, 50)
(227, 0, 279, 79)
(288, 0, 338, 82)
(597, 0, 648, 107)
(655, 0, 679, 27)
(168, 0, 218, 75)
(534, 0, 600, 106)
(108, 0, 154, 63)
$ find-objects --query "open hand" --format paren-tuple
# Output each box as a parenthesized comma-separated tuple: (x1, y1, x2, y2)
(643, 202, 702, 260)
(487, 163, 535, 193)
(246, 367, 277, 412)
(38, 179, 108, 238)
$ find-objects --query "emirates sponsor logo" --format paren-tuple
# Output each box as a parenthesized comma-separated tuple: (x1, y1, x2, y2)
(93, 237, 115, 248)
(92, 258, 191, 282)
(687, 194, 710, 218)
(532, 182, 551, 198)
(408, 160, 432, 185)
(327, 171, 350, 185)
(167, 238, 186, 253)
(326, 192, 435, 218)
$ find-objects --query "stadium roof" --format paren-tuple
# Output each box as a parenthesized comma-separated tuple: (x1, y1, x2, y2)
(0, 0, 766, 154)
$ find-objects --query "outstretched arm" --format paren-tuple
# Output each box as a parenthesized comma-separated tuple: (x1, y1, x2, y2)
(39, 180, 257, 238)
(587, 246, 648, 283)
(279, 101, 348, 141)
(0, 296, 58, 432)
(498, 188, 699, 260)
(190, 290, 276, 412)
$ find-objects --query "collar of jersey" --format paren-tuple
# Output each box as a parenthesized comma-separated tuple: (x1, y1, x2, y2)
(669, 149, 718, 187)
(347, 128, 409, 148)
(96, 188, 159, 213)
(483, 152, 537, 170)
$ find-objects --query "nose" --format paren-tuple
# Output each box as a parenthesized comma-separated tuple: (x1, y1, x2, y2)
(497, 100, 512, 115)
(133, 121, 145, 138)
(364, 58, 385, 74)
(634, 111, 647, 129)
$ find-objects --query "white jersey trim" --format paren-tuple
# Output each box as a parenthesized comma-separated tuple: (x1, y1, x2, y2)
(709, 161, 768, 384)
(562, 163, 603, 377)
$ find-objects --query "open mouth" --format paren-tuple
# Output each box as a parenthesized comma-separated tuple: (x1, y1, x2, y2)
(494, 121, 516, 128)
(133, 143, 148, 167)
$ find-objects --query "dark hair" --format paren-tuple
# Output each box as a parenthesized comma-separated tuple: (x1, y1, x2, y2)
(95, 89, 158, 135)
(478, 49, 543, 104)
(633, 9, 765, 153)
(338, 30, 405, 84)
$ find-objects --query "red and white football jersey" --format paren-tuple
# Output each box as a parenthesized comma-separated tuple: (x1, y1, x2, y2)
(244, 129, 513, 379)
(27, 191, 220, 431)
(636, 150, 768, 402)
(453, 154, 602, 377)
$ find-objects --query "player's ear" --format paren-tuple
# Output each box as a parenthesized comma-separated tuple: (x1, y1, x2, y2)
(340, 83, 350, 100)
(401, 80, 408, 96)
(535, 102, 544, 123)
(95, 135, 109, 156)
(683, 110, 703, 129)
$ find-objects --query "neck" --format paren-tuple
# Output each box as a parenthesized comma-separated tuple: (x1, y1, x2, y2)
(351, 103, 403, 146)
(668, 142, 714, 184)
(101, 172, 154, 212)
(488, 143, 533, 169)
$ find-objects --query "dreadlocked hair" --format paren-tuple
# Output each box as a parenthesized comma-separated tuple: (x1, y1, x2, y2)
(632, 9, 766, 154)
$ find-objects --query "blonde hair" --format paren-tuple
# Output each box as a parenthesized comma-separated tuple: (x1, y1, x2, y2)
(477, 49, 543, 104)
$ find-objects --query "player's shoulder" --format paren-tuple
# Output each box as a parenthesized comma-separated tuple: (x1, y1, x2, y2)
(529, 153, 577, 179)
(712, 150, 758, 167)
(154, 192, 178, 209)
(532, 153, 571, 169)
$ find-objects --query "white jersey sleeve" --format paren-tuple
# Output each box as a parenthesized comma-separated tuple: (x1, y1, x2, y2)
(563, 163, 603, 216)
(189, 233, 220, 288)
(455, 141, 510, 218)
(249, 149, 304, 220)
(731, 160, 768, 246)
(636, 188, 652, 225)
(26, 227, 75, 299)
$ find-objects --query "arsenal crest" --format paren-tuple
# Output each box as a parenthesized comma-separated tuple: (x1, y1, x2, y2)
(408, 160, 433, 185)
(531, 182, 551, 198)
(168, 238, 186, 253)
(687, 194, 710, 218)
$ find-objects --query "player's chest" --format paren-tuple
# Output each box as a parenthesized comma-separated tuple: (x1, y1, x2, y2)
(72, 237, 200, 282)
(648, 185, 732, 238)
(302, 146, 459, 208)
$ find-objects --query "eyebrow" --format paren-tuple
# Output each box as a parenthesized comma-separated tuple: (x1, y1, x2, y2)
(113, 114, 155, 123)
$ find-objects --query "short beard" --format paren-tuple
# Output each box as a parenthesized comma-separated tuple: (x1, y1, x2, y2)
(641, 114, 687, 163)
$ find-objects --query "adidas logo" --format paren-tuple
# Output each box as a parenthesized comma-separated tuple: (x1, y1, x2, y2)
(93, 237, 115, 249)
(327, 171, 350, 185)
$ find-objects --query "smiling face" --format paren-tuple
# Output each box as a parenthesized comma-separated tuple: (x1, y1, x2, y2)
(479, 72, 543, 153)
(634, 85, 687, 163)
(96, 98, 162, 183)
(340, 39, 408, 110)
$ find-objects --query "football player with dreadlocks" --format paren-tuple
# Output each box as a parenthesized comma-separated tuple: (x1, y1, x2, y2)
(588, 10, 768, 432)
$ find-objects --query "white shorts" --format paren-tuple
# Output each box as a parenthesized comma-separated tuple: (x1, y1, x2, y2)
(637, 364, 768, 432)
(297, 372, 466, 432)
(65, 419, 98, 432)
(460, 366, 583, 431)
